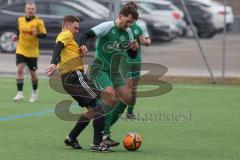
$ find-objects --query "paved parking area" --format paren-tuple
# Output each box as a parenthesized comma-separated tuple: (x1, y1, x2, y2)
(0, 33, 239, 78)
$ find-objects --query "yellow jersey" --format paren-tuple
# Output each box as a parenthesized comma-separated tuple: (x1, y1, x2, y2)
(56, 30, 84, 75)
(16, 16, 47, 58)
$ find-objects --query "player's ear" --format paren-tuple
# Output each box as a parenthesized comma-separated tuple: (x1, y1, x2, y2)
(64, 23, 69, 29)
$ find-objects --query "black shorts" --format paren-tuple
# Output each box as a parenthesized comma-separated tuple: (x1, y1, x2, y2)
(16, 54, 38, 71)
(61, 70, 100, 108)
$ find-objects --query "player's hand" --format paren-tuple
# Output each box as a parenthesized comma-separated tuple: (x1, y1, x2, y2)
(139, 36, 146, 44)
(46, 64, 57, 77)
(129, 40, 139, 51)
(32, 28, 38, 36)
(139, 36, 151, 46)
(12, 35, 18, 42)
(79, 45, 88, 56)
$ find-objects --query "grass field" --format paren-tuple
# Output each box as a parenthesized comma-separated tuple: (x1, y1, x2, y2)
(0, 77, 240, 160)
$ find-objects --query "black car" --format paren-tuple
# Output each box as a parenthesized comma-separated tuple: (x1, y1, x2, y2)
(0, 0, 106, 53)
(166, 0, 216, 38)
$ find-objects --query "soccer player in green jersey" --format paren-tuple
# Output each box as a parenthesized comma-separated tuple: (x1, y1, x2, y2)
(102, 2, 151, 146)
(77, 4, 139, 147)
(124, 2, 152, 119)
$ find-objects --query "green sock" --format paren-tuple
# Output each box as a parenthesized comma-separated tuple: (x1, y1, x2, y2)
(127, 106, 134, 114)
(110, 101, 127, 125)
(103, 101, 127, 136)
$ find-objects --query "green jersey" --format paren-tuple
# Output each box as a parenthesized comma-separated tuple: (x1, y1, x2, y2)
(121, 20, 150, 79)
(128, 20, 150, 62)
(89, 21, 134, 88)
(91, 21, 134, 71)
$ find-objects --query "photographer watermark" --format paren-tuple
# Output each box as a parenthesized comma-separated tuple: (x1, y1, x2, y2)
(120, 109, 192, 122)
(50, 56, 174, 122)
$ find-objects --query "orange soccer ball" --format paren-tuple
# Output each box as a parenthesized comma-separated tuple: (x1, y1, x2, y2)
(123, 132, 142, 151)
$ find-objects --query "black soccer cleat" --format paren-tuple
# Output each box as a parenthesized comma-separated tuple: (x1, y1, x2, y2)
(102, 136, 120, 147)
(64, 136, 82, 149)
(90, 143, 112, 152)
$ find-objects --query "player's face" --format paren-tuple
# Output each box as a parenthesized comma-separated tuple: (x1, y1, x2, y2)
(25, 4, 36, 17)
(119, 14, 135, 29)
(69, 21, 80, 36)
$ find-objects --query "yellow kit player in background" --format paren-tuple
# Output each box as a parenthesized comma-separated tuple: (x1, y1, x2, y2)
(13, 1, 47, 102)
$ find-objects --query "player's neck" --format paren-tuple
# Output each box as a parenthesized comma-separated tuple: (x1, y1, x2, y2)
(25, 15, 35, 22)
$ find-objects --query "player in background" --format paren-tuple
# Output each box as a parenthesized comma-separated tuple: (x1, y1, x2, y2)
(77, 5, 139, 147)
(13, 1, 47, 102)
(125, 1, 152, 119)
(46, 15, 111, 152)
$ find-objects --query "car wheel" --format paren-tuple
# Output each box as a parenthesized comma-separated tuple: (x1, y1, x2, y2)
(0, 30, 17, 53)
(198, 30, 216, 39)
(193, 23, 216, 39)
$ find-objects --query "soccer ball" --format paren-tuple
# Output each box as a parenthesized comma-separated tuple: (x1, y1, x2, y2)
(123, 132, 142, 151)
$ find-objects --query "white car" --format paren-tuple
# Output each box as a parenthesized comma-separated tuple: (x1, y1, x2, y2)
(122, 0, 187, 36)
(73, 0, 109, 18)
(188, 0, 234, 31)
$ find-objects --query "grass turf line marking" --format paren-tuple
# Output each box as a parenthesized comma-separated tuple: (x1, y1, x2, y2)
(0, 109, 54, 122)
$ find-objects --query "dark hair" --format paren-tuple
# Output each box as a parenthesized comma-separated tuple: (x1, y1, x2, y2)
(62, 15, 80, 26)
(119, 3, 139, 20)
(124, 1, 138, 10)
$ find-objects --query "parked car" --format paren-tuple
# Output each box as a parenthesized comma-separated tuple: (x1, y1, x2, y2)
(188, 0, 234, 32)
(166, 0, 216, 38)
(134, 4, 180, 39)
(0, 0, 106, 53)
(0, 0, 22, 5)
(73, 0, 109, 18)
(96, 0, 177, 42)
(123, 0, 187, 36)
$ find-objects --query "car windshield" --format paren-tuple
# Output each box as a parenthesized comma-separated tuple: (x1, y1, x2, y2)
(62, 1, 103, 19)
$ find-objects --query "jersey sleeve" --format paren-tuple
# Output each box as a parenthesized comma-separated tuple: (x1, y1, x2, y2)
(91, 21, 114, 37)
(137, 21, 150, 38)
(37, 19, 47, 34)
(56, 31, 72, 46)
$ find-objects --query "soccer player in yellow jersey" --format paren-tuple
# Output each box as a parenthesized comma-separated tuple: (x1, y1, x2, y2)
(13, 1, 47, 102)
(46, 15, 111, 152)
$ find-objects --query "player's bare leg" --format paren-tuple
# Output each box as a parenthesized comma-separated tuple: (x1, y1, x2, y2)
(100, 86, 117, 107)
(29, 70, 38, 102)
(102, 84, 133, 147)
(126, 78, 139, 119)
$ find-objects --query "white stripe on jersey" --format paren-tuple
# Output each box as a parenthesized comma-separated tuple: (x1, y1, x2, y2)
(91, 21, 115, 38)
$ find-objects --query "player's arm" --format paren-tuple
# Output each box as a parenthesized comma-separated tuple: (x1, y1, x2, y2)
(138, 21, 151, 46)
(46, 41, 64, 76)
(76, 21, 114, 45)
(36, 33, 47, 38)
(139, 36, 151, 46)
(12, 19, 19, 42)
(34, 19, 47, 38)
(76, 30, 96, 45)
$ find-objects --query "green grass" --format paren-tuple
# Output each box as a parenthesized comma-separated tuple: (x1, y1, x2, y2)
(0, 77, 240, 160)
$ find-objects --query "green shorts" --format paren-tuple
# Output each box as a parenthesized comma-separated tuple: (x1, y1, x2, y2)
(121, 53, 142, 80)
(88, 64, 126, 90)
(94, 70, 126, 89)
